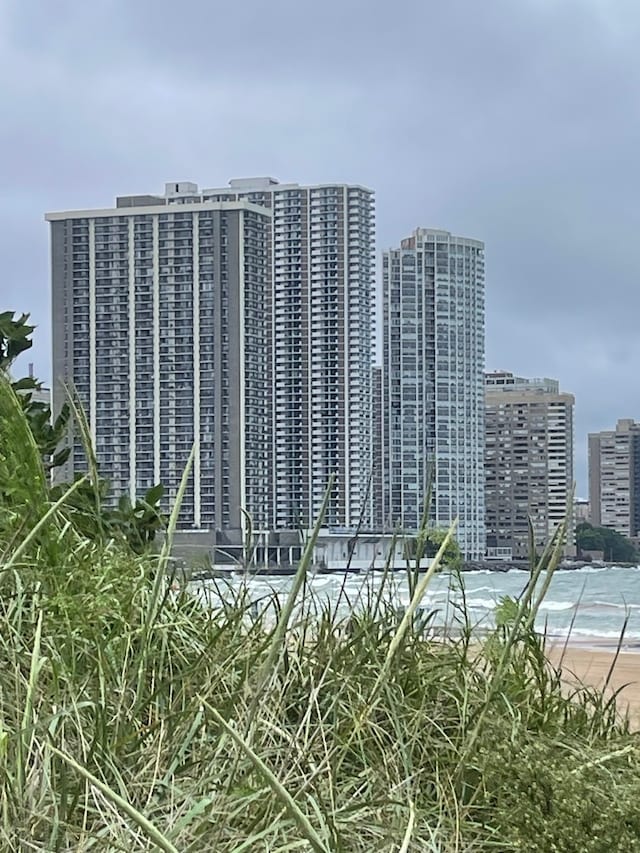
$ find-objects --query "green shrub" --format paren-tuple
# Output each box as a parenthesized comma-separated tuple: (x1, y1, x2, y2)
(2, 321, 640, 851)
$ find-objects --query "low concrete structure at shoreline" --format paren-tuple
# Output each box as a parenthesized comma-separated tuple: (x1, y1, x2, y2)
(462, 559, 638, 572)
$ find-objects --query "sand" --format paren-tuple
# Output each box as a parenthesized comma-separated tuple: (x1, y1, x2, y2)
(548, 642, 640, 727)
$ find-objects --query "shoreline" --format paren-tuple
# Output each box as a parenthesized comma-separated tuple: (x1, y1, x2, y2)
(186, 560, 640, 581)
(548, 640, 640, 726)
(548, 635, 640, 654)
(546, 634, 640, 652)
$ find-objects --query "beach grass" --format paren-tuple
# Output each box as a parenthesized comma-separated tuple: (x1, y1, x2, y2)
(2, 378, 640, 850)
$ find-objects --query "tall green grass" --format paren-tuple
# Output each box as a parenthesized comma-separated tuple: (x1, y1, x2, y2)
(1, 376, 640, 851)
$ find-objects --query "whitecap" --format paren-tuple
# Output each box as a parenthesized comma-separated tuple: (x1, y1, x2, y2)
(466, 597, 500, 611)
(571, 566, 608, 574)
(544, 626, 640, 641)
(538, 601, 576, 612)
(460, 585, 498, 594)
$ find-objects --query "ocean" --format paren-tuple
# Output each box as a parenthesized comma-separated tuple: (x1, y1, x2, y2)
(196, 565, 640, 646)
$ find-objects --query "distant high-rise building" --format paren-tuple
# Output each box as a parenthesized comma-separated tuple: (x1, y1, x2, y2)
(589, 419, 640, 538)
(381, 228, 485, 560)
(202, 178, 375, 529)
(575, 498, 590, 524)
(484, 371, 574, 559)
(47, 185, 273, 535)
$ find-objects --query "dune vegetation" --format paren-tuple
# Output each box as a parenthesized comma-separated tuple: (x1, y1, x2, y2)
(2, 319, 640, 850)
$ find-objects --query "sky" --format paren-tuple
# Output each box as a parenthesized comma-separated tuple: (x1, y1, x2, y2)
(2, 0, 640, 495)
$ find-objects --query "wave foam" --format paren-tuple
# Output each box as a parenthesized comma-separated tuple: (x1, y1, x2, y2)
(571, 565, 640, 574)
(466, 598, 499, 610)
(538, 601, 576, 612)
(461, 585, 497, 594)
(545, 626, 640, 641)
(569, 566, 608, 574)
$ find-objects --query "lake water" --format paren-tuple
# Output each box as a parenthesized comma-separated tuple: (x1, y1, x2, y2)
(195, 565, 640, 646)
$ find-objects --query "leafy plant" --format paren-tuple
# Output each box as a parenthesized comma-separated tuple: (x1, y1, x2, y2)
(0, 311, 71, 473)
(0, 310, 34, 370)
(1, 311, 165, 553)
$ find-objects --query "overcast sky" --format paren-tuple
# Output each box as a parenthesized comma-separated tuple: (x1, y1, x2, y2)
(2, 0, 640, 494)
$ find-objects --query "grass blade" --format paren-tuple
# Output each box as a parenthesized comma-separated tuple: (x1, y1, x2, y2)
(399, 800, 416, 853)
(16, 608, 44, 794)
(2, 475, 88, 574)
(48, 744, 179, 853)
(252, 474, 335, 702)
(203, 702, 331, 853)
(370, 519, 458, 701)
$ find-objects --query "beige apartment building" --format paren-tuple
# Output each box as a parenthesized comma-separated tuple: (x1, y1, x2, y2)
(575, 498, 590, 523)
(588, 419, 640, 538)
(485, 372, 574, 559)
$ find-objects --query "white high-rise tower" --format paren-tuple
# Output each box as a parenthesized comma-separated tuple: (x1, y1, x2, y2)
(381, 228, 485, 559)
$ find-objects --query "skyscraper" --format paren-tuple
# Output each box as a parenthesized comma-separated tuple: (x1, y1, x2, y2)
(589, 419, 640, 538)
(200, 178, 375, 529)
(381, 228, 485, 559)
(484, 372, 574, 559)
(48, 177, 375, 540)
(48, 184, 272, 536)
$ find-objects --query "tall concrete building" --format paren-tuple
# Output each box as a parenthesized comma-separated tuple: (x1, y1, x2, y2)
(589, 419, 640, 538)
(48, 177, 375, 539)
(381, 228, 485, 560)
(484, 372, 574, 559)
(201, 178, 375, 529)
(47, 184, 272, 536)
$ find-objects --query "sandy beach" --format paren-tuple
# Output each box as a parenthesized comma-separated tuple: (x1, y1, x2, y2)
(548, 642, 640, 727)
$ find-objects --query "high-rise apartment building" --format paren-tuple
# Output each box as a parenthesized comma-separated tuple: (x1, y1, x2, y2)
(47, 184, 272, 534)
(48, 177, 375, 538)
(484, 372, 574, 559)
(589, 419, 640, 538)
(201, 178, 375, 529)
(381, 228, 485, 560)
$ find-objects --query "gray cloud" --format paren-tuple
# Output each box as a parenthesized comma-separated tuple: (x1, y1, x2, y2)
(2, 0, 640, 493)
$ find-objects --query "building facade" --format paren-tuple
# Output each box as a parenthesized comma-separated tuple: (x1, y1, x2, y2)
(588, 419, 640, 538)
(200, 178, 375, 530)
(48, 186, 272, 534)
(381, 228, 485, 560)
(574, 498, 590, 524)
(484, 372, 575, 559)
(370, 365, 384, 530)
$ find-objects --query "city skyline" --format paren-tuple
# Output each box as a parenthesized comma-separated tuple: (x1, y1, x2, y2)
(37, 168, 640, 504)
(4, 1, 640, 495)
(40, 174, 640, 559)
(36, 171, 640, 508)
